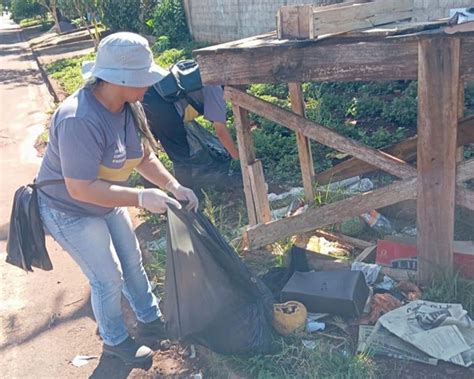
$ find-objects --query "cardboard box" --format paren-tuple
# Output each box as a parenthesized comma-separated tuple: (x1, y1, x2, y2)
(376, 238, 474, 278)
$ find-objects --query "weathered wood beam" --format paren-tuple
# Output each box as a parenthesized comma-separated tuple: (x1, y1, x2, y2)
(244, 159, 473, 249)
(310, 0, 413, 39)
(245, 177, 417, 249)
(225, 86, 416, 179)
(288, 82, 315, 202)
(417, 37, 460, 284)
(194, 36, 474, 85)
(232, 105, 257, 225)
(316, 115, 474, 185)
(248, 160, 272, 224)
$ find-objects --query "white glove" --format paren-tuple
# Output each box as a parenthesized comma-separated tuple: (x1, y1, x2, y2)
(138, 188, 181, 214)
(166, 180, 199, 212)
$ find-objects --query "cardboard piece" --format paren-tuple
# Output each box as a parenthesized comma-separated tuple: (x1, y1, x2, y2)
(376, 238, 474, 278)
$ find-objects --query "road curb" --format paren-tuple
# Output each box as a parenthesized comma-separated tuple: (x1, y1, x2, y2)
(19, 27, 60, 103)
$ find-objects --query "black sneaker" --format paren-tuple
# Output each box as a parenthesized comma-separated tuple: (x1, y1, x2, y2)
(137, 318, 167, 340)
(103, 337, 153, 365)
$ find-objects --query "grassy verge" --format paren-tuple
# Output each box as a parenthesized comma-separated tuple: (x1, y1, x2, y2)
(19, 16, 53, 29)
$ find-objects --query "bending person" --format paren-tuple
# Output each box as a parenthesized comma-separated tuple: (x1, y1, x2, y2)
(142, 80, 239, 191)
(36, 32, 198, 365)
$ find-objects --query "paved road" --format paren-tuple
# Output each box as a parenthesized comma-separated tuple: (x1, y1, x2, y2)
(0, 15, 113, 379)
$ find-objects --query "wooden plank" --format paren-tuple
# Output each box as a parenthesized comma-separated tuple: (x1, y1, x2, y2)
(244, 159, 473, 249)
(310, 0, 413, 38)
(277, 5, 313, 40)
(315, 115, 474, 185)
(288, 82, 315, 202)
(248, 160, 272, 224)
(245, 177, 417, 249)
(232, 105, 257, 226)
(313, 230, 373, 250)
(417, 37, 460, 284)
(225, 87, 416, 179)
(194, 34, 474, 85)
(354, 245, 377, 262)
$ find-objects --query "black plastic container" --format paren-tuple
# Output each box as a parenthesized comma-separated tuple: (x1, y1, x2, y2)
(280, 270, 369, 318)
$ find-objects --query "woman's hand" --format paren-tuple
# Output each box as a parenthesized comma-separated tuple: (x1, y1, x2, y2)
(139, 188, 182, 213)
(166, 180, 199, 212)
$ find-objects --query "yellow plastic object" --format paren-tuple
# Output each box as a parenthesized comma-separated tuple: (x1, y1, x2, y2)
(272, 301, 308, 336)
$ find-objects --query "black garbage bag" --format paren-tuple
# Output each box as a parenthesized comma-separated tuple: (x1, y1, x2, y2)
(6, 183, 53, 272)
(163, 204, 275, 355)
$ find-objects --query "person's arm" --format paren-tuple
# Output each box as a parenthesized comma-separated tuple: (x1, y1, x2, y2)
(136, 150, 199, 211)
(213, 121, 239, 160)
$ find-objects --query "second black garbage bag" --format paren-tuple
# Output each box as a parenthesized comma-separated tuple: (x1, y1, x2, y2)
(163, 204, 275, 355)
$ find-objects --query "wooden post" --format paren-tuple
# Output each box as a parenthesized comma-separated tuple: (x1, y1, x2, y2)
(417, 37, 460, 284)
(288, 82, 315, 203)
(457, 81, 465, 162)
(248, 160, 272, 224)
(232, 104, 258, 226)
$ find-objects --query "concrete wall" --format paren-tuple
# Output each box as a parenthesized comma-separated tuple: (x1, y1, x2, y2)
(184, 0, 474, 44)
(183, 0, 341, 43)
(413, 0, 474, 22)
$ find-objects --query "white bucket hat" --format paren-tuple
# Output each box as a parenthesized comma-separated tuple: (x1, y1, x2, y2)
(82, 32, 167, 87)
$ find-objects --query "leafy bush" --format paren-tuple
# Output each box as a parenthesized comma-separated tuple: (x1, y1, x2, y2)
(98, 0, 142, 33)
(10, 0, 45, 23)
(151, 0, 190, 46)
(154, 47, 187, 68)
(151, 35, 170, 54)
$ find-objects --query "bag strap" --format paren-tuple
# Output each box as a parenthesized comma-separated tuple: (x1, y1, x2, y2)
(33, 179, 65, 189)
(184, 94, 204, 115)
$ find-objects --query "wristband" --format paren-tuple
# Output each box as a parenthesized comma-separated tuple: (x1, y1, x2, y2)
(137, 190, 144, 207)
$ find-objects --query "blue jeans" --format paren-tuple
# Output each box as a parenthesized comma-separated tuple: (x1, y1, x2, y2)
(38, 196, 161, 346)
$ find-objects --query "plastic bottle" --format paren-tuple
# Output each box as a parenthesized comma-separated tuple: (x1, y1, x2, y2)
(360, 210, 394, 235)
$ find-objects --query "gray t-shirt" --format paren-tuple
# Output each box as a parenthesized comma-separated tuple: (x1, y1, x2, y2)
(37, 87, 143, 217)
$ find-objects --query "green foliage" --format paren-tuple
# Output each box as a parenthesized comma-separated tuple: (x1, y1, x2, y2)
(423, 272, 474, 316)
(151, 0, 190, 46)
(45, 52, 95, 95)
(98, 0, 142, 33)
(154, 47, 186, 68)
(10, 0, 45, 22)
(18, 15, 51, 28)
(151, 35, 170, 54)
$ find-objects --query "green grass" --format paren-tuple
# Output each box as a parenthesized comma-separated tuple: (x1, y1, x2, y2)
(45, 52, 96, 95)
(422, 272, 474, 316)
(19, 16, 52, 29)
(206, 337, 378, 379)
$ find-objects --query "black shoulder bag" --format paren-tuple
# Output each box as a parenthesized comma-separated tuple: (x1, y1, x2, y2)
(6, 179, 64, 272)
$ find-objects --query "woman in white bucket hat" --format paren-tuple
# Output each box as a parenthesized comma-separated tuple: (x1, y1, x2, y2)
(36, 32, 198, 365)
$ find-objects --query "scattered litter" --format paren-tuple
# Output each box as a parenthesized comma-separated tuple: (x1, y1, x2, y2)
(359, 293, 402, 325)
(450, 7, 474, 24)
(302, 339, 317, 350)
(351, 262, 381, 285)
(306, 321, 325, 333)
(146, 237, 166, 252)
(160, 339, 171, 350)
(70, 355, 98, 367)
(400, 226, 417, 236)
(360, 210, 394, 235)
(316, 176, 374, 194)
(307, 312, 329, 321)
(375, 275, 396, 291)
(192, 373, 203, 379)
(189, 344, 196, 359)
(358, 325, 438, 365)
(396, 281, 422, 301)
(268, 187, 304, 202)
(364, 300, 474, 367)
(273, 301, 308, 336)
(271, 198, 308, 220)
(346, 178, 374, 193)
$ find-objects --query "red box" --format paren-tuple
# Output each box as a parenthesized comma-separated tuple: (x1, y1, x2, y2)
(376, 238, 474, 278)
